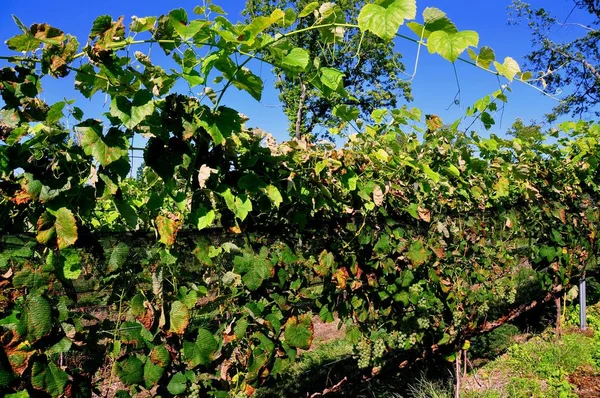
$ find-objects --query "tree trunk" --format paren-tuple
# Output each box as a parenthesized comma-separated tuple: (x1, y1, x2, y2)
(295, 79, 307, 139)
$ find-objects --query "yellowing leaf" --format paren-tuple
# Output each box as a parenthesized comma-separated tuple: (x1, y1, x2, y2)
(284, 315, 314, 349)
(169, 301, 190, 334)
(494, 57, 521, 82)
(54, 208, 78, 249)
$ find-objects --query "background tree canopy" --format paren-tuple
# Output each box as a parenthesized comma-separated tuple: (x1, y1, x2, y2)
(244, 0, 412, 139)
(511, 0, 600, 121)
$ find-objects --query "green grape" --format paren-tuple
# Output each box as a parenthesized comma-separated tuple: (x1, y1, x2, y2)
(189, 383, 201, 398)
(372, 338, 386, 360)
(507, 288, 517, 304)
(478, 302, 490, 316)
(409, 333, 417, 346)
(409, 284, 423, 297)
(417, 317, 430, 329)
(452, 310, 463, 325)
(356, 338, 372, 369)
(395, 332, 407, 349)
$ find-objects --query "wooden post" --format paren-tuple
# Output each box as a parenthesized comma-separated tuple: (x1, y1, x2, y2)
(455, 351, 461, 398)
(580, 277, 587, 330)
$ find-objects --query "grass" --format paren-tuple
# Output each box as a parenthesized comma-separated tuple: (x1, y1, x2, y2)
(462, 302, 600, 398)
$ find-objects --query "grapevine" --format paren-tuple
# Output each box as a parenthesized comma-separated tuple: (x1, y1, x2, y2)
(0, 0, 597, 396)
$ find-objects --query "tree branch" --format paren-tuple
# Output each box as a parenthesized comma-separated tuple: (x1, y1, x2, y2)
(552, 46, 600, 82)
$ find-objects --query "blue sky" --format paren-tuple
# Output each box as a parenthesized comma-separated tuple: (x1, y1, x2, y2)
(0, 0, 590, 143)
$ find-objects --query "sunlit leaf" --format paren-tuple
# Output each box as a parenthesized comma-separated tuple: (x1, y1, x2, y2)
(427, 30, 479, 62)
(358, 0, 416, 41)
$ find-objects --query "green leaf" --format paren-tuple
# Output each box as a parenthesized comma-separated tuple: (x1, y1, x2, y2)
(421, 164, 441, 183)
(281, 48, 310, 72)
(233, 251, 273, 291)
(183, 328, 218, 368)
(5, 391, 30, 398)
(117, 356, 144, 385)
(208, 4, 227, 14)
(333, 105, 360, 122)
(265, 185, 283, 208)
(26, 295, 52, 341)
(215, 57, 263, 101)
(467, 46, 495, 69)
(197, 106, 242, 146)
(427, 30, 479, 62)
(130, 16, 157, 33)
(115, 198, 138, 229)
(221, 189, 252, 221)
(320, 67, 345, 91)
(407, 8, 457, 39)
(108, 242, 129, 273)
(284, 315, 314, 349)
(167, 372, 188, 395)
(110, 90, 155, 129)
(244, 15, 277, 40)
(494, 57, 521, 81)
(60, 248, 81, 279)
(54, 208, 78, 249)
(196, 208, 216, 230)
(31, 361, 68, 398)
(299, 2, 320, 18)
(46, 102, 66, 125)
(77, 120, 129, 167)
(169, 8, 205, 40)
(407, 240, 429, 267)
(358, 0, 416, 41)
(169, 301, 189, 334)
(46, 338, 72, 356)
(144, 345, 169, 388)
(6, 34, 41, 52)
(540, 246, 556, 262)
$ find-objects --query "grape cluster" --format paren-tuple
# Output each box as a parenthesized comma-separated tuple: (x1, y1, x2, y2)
(372, 338, 386, 361)
(409, 284, 423, 297)
(409, 333, 417, 346)
(507, 287, 517, 304)
(356, 338, 372, 369)
(496, 284, 506, 298)
(395, 332, 407, 349)
(477, 302, 490, 316)
(189, 383, 201, 398)
(417, 317, 430, 329)
(452, 310, 464, 325)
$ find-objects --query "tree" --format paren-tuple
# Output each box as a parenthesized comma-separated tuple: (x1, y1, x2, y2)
(510, 0, 600, 121)
(244, 0, 412, 139)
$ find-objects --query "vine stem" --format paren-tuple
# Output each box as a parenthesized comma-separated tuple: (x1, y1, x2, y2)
(0, 21, 560, 101)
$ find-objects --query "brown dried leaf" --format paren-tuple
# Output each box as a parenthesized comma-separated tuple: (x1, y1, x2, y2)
(418, 206, 431, 222)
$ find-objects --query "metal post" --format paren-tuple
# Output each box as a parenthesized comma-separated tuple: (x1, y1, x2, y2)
(579, 277, 586, 330)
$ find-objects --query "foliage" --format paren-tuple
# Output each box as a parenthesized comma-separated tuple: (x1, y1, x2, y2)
(243, 0, 413, 139)
(510, 0, 600, 121)
(0, 0, 598, 397)
(470, 324, 519, 359)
